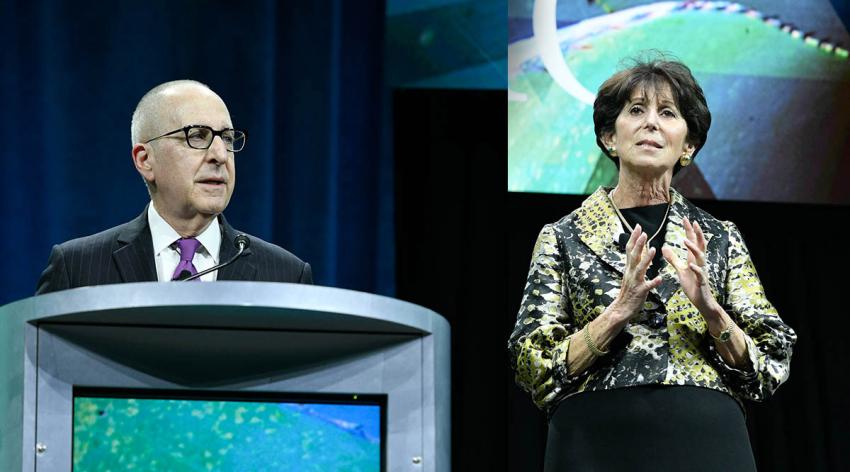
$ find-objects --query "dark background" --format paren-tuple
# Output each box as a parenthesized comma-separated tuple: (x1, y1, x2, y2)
(395, 88, 508, 470)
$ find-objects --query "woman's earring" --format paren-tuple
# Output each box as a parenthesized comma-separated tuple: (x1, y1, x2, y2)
(607, 146, 617, 157)
(680, 153, 692, 167)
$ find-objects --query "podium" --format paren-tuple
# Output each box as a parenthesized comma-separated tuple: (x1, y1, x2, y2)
(0, 283, 450, 471)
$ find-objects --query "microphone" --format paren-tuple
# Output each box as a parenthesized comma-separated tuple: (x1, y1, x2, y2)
(180, 234, 251, 281)
(616, 233, 630, 252)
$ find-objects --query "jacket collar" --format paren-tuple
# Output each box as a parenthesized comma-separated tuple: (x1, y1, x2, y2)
(112, 207, 257, 282)
(113, 207, 158, 283)
(574, 186, 715, 305)
(215, 213, 257, 281)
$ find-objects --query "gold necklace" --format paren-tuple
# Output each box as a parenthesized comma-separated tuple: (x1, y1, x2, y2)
(608, 187, 671, 246)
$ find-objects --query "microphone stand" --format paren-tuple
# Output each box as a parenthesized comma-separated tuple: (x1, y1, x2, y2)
(179, 235, 250, 281)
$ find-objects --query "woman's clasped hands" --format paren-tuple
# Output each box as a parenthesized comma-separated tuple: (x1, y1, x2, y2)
(612, 218, 722, 325)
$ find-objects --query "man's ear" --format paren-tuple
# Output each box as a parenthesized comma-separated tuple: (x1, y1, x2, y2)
(132, 143, 155, 184)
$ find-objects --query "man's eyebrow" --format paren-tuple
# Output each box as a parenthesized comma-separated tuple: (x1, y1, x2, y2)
(188, 123, 233, 129)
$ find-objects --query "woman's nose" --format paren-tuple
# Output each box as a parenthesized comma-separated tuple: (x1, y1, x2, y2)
(643, 110, 660, 130)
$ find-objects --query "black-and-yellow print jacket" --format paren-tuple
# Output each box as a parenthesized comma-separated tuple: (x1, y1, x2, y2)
(508, 186, 797, 414)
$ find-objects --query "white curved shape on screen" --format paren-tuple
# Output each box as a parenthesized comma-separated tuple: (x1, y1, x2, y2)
(532, 0, 596, 105)
(523, 1, 682, 104)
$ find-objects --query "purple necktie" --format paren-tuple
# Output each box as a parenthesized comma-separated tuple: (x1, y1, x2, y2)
(172, 238, 202, 281)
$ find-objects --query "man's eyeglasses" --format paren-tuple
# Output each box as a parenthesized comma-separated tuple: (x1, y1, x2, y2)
(144, 125, 247, 152)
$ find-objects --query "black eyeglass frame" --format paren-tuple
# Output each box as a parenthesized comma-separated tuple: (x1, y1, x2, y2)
(144, 125, 247, 152)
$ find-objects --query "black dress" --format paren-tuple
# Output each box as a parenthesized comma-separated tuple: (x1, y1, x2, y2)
(621, 202, 667, 280)
(543, 203, 757, 472)
(544, 385, 756, 471)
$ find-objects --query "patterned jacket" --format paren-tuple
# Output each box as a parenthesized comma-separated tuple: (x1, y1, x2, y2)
(508, 186, 797, 414)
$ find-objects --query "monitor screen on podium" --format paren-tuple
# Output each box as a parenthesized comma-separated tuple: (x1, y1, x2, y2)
(72, 388, 385, 471)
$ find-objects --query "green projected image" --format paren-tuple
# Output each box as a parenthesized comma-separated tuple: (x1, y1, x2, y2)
(508, 1, 850, 204)
(73, 396, 381, 471)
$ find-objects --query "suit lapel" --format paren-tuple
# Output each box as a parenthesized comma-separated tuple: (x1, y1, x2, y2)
(574, 187, 627, 275)
(216, 214, 257, 281)
(113, 208, 158, 283)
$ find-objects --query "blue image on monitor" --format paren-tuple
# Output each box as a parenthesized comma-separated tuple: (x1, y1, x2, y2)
(73, 389, 384, 471)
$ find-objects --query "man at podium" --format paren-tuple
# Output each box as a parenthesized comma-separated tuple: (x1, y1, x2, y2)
(36, 80, 312, 294)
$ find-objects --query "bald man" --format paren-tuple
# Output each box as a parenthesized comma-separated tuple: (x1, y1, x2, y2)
(36, 80, 312, 294)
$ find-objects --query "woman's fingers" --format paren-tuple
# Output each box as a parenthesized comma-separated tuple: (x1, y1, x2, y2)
(627, 234, 647, 265)
(685, 218, 709, 253)
(683, 238, 706, 266)
(622, 226, 662, 298)
(662, 244, 682, 270)
(628, 226, 644, 258)
(647, 275, 663, 290)
(694, 221, 707, 249)
(633, 233, 648, 260)
(683, 217, 694, 242)
(626, 224, 641, 254)
(688, 262, 706, 285)
(638, 274, 662, 294)
(638, 247, 655, 277)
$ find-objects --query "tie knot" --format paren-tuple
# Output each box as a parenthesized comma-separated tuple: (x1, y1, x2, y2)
(176, 238, 201, 262)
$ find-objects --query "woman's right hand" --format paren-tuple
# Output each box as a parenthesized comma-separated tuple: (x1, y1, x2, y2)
(609, 224, 663, 325)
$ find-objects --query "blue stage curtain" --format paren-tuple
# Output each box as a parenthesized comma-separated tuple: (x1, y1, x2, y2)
(0, 0, 394, 305)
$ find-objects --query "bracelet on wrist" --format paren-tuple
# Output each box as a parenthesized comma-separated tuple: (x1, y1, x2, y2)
(582, 323, 609, 357)
(709, 319, 733, 343)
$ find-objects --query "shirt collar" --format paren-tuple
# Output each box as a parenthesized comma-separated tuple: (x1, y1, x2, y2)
(147, 203, 222, 263)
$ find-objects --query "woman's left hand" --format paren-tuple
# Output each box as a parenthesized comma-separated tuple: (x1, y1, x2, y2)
(662, 218, 720, 318)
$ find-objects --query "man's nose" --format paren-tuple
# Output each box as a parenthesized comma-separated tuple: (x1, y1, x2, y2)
(206, 136, 229, 163)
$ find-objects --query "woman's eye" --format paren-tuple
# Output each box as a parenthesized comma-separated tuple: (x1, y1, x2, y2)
(662, 109, 676, 117)
(629, 106, 642, 114)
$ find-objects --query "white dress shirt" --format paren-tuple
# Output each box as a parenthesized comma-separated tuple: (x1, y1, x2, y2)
(147, 203, 222, 282)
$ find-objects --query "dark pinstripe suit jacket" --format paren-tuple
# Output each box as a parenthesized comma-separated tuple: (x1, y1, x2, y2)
(35, 208, 312, 295)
